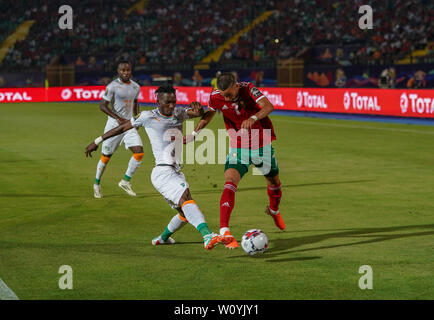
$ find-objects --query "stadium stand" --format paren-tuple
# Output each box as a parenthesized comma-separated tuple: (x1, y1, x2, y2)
(227, 0, 433, 65)
(0, 0, 432, 88)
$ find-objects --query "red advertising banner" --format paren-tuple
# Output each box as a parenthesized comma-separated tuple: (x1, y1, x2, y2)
(1, 86, 433, 118)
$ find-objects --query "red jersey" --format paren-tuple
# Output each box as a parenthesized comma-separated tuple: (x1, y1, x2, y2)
(208, 82, 276, 149)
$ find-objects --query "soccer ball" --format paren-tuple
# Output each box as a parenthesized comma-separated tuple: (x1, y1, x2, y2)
(241, 229, 269, 255)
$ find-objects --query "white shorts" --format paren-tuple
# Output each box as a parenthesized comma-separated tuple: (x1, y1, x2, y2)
(101, 118, 143, 155)
(151, 165, 189, 209)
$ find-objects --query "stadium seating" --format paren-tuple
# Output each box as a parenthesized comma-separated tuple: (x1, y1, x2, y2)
(0, 0, 432, 83)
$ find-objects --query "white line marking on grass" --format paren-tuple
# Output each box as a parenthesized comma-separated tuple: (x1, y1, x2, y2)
(275, 118, 434, 135)
(0, 278, 19, 300)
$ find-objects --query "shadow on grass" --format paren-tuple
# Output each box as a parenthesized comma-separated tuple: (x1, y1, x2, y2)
(229, 223, 434, 262)
(228, 254, 322, 262)
(193, 179, 374, 194)
(0, 179, 373, 199)
(1, 224, 432, 262)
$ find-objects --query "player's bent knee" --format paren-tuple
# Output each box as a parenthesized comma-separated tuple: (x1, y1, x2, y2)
(224, 169, 241, 185)
(101, 154, 111, 164)
(180, 199, 196, 210)
(133, 152, 144, 161)
(265, 168, 279, 180)
(178, 213, 188, 222)
(177, 189, 193, 208)
(130, 145, 144, 153)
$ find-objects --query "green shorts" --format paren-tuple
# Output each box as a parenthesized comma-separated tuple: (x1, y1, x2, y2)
(224, 144, 279, 178)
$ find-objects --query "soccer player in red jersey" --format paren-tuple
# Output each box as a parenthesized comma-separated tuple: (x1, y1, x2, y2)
(185, 73, 285, 249)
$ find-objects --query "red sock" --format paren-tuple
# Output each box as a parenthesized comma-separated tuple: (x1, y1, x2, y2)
(220, 182, 237, 228)
(267, 184, 282, 212)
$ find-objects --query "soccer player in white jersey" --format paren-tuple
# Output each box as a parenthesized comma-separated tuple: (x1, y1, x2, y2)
(93, 60, 144, 198)
(85, 85, 225, 250)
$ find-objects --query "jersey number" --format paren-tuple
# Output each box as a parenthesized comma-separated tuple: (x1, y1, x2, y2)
(231, 103, 241, 115)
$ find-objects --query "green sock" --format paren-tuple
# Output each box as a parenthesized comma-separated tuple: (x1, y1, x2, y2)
(161, 227, 173, 241)
(95, 178, 100, 185)
(197, 223, 212, 237)
(123, 174, 131, 181)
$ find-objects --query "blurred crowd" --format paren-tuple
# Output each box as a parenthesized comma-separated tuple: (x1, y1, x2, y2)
(1, 0, 433, 72)
(225, 0, 433, 65)
(2, 0, 136, 71)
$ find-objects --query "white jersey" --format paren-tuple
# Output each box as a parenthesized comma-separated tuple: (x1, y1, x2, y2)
(102, 78, 140, 120)
(131, 108, 189, 166)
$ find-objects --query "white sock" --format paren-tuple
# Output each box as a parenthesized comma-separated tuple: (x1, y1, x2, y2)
(182, 202, 206, 229)
(167, 214, 187, 233)
(125, 156, 142, 179)
(220, 227, 230, 236)
(95, 160, 107, 182)
(269, 207, 279, 215)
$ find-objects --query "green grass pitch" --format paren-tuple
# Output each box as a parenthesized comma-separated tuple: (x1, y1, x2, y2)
(0, 102, 433, 300)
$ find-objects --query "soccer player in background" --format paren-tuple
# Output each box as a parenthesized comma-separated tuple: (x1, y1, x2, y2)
(210, 71, 221, 90)
(185, 73, 285, 249)
(85, 85, 225, 250)
(93, 60, 144, 198)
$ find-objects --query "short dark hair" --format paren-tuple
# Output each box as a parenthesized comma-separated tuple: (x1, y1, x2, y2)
(155, 84, 176, 95)
(217, 73, 235, 91)
(118, 60, 132, 67)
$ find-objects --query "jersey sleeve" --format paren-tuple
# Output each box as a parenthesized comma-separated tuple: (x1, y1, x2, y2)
(134, 85, 140, 100)
(248, 83, 266, 103)
(102, 82, 115, 102)
(207, 94, 217, 111)
(175, 107, 189, 122)
(130, 111, 151, 128)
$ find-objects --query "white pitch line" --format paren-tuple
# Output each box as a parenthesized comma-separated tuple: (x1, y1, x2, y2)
(274, 118, 434, 135)
(0, 278, 19, 300)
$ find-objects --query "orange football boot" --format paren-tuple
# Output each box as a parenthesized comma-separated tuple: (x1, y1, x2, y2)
(222, 230, 239, 249)
(204, 233, 224, 250)
(265, 205, 285, 230)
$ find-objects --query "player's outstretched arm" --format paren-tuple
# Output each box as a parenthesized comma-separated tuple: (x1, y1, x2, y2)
(196, 109, 216, 131)
(85, 121, 134, 157)
(186, 101, 204, 118)
(183, 109, 216, 144)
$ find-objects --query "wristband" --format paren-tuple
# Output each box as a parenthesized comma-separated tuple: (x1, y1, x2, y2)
(94, 136, 103, 145)
(192, 130, 199, 137)
(250, 115, 258, 122)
